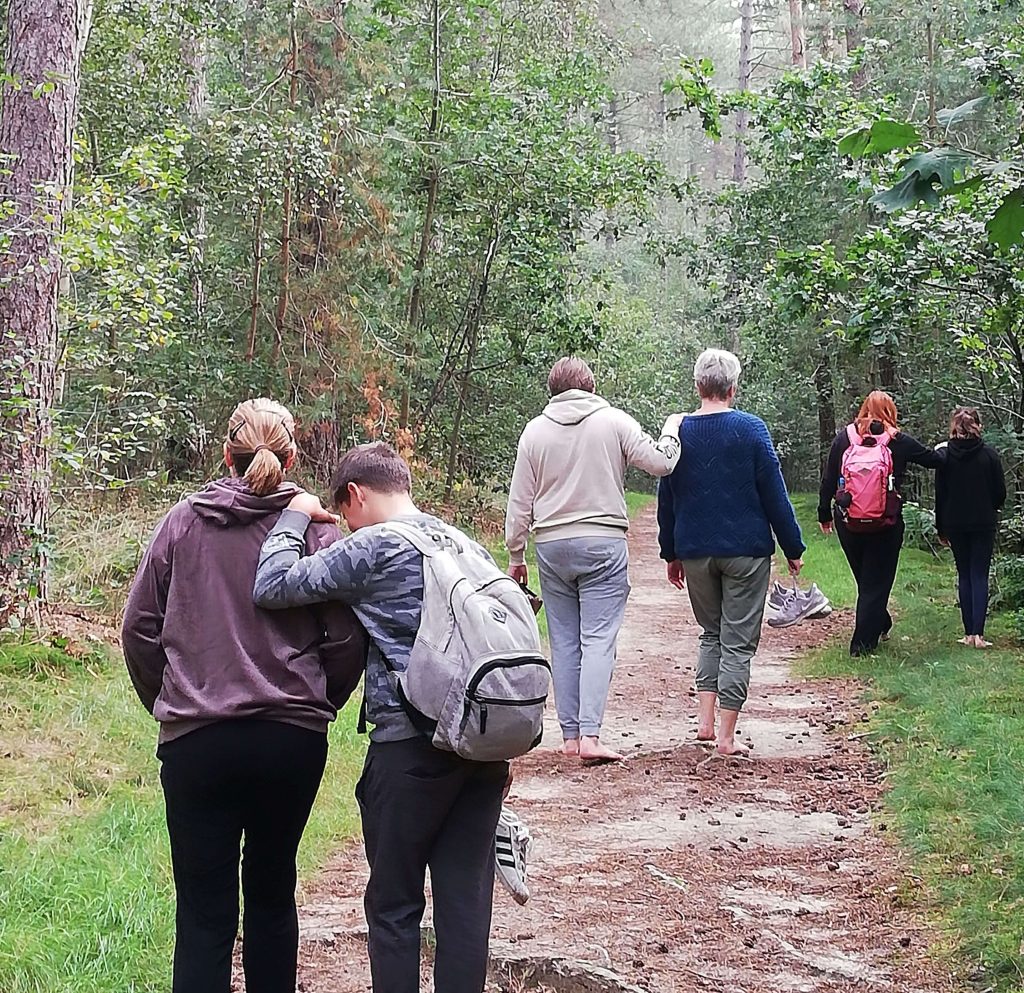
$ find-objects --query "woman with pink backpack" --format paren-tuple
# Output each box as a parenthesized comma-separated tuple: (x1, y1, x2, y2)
(818, 391, 944, 656)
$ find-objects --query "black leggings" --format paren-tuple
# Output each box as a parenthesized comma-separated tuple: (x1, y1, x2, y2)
(157, 720, 328, 993)
(947, 530, 995, 636)
(836, 518, 904, 655)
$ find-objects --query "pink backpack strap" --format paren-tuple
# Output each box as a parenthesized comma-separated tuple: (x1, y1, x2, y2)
(847, 423, 892, 447)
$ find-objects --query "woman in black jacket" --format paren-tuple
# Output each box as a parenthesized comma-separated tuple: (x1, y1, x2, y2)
(936, 407, 1007, 648)
(819, 391, 945, 656)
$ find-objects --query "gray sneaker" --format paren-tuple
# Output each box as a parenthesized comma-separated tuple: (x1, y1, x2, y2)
(768, 584, 830, 628)
(766, 583, 797, 618)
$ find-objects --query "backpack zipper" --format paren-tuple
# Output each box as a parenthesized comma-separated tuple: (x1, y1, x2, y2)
(466, 655, 551, 698)
(471, 694, 549, 707)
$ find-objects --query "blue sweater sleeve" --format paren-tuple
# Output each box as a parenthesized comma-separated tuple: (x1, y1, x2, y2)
(657, 474, 677, 561)
(752, 419, 805, 560)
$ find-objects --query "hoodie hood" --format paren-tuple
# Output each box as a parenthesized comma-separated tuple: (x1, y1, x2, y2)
(188, 477, 303, 527)
(543, 389, 611, 426)
(947, 436, 984, 461)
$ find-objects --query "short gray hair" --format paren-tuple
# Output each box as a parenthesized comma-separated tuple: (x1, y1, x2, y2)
(694, 348, 741, 400)
(548, 357, 596, 396)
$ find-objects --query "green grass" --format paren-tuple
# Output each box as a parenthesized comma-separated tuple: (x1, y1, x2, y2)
(0, 638, 365, 993)
(784, 495, 1024, 989)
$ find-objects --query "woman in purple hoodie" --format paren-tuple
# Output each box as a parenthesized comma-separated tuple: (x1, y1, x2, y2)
(122, 398, 366, 993)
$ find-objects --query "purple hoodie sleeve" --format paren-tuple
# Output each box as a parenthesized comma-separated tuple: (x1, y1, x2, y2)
(122, 511, 178, 713)
(306, 524, 369, 710)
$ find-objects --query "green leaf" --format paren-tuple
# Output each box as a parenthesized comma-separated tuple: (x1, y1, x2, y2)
(838, 119, 919, 159)
(986, 188, 1024, 250)
(837, 128, 871, 158)
(869, 148, 972, 212)
(936, 96, 992, 128)
(870, 173, 940, 211)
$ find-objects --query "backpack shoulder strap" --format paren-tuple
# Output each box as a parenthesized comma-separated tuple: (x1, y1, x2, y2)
(876, 431, 893, 448)
(383, 519, 470, 558)
(846, 423, 861, 447)
(381, 520, 440, 557)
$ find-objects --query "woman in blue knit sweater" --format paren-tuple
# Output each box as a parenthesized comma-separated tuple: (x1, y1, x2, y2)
(657, 349, 805, 756)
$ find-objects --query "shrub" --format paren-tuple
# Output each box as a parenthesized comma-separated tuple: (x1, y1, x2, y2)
(1012, 609, 1024, 646)
(991, 554, 1024, 612)
(902, 502, 940, 553)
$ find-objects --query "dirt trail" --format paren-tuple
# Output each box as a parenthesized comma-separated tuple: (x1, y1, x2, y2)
(293, 509, 958, 993)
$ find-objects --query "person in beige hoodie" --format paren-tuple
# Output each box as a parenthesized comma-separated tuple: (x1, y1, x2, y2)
(505, 357, 682, 762)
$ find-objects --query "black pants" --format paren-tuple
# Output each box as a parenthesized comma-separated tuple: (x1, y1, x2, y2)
(157, 720, 328, 993)
(356, 736, 508, 993)
(836, 518, 905, 655)
(948, 530, 995, 636)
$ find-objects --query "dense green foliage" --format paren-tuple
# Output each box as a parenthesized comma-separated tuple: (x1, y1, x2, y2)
(665, 1, 1024, 489)
(54, 0, 693, 497)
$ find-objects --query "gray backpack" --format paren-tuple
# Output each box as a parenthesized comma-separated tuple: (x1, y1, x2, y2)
(384, 520, 550, 762)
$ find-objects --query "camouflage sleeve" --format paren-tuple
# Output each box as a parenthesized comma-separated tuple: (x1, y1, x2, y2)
(254, 510, 410, 609)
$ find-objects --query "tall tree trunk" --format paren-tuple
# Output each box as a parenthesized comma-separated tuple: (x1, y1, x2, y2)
(246, 197, 265, 362)
(844, 0, 867, 89)
(789, 0, 807, 68)
(820, 0, 836, 58)
(444, 226, 500, 500)
(399, 0, 442, 432)
(0, 0, 91, 625)
(878, 350, 898, 392)
(273, 5, 298, 363)
(733, 0, 754, 184)
(183, 26, 210, 319)
(926, 18, 938, 132)
(815, 336, 836, 464)
(603, 96, 619, 246)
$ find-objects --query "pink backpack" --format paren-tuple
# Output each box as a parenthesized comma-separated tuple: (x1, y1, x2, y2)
(837, 424, 898, 531)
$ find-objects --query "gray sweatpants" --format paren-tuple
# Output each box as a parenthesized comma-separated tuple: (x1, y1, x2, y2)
(535, 537, 630, 739)
(682, 555, 771, 712)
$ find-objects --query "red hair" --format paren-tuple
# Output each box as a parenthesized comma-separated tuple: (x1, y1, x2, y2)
(855, 391, 899, 436)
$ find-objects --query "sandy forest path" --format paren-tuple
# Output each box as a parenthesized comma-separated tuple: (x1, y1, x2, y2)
(291, 508, 958, 993)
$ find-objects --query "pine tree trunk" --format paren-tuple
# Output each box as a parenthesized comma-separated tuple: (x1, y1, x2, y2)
(444, 227, 500, 500)
(789, 0, 807, 68)
(246, 197, 265, 362)
(815, 337, 836, 464)
(844, 0, 867, 89)
(399, 0, 442, 432)
(926, 19, 938, 132)
(183, 27, 210, 319)
(733, 0, 754, 184)
(273, 6, 298, 363)
(820, 0, 836, 58)
(0, 0, 91, 626)
(603, 96, 619, 246)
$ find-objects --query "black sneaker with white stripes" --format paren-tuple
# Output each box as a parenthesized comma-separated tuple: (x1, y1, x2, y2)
(494, 806, 531, 905)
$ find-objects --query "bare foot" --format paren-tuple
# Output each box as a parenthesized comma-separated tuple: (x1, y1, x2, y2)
(717, 740, 749, 757)
(958, 636, 972, 646)
(562, 738, 580, 756)
(696, 727, 716, 742)
(579, 736, 624, 763)
(973, 637, 993, 649)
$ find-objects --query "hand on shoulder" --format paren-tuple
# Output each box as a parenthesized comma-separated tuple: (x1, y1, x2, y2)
(662, 412, 686, 436)
(288, 491, 340, 524)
